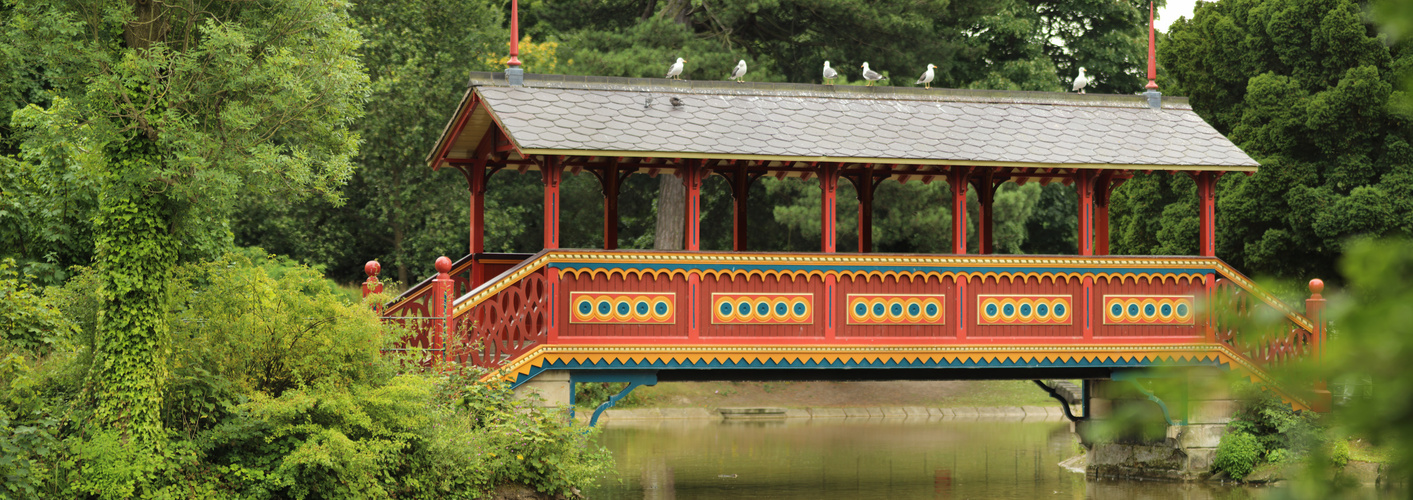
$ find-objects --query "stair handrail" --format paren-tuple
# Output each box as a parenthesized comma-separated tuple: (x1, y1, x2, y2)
(450, 249, 554, 319)
(1206, 259, 1317, 334)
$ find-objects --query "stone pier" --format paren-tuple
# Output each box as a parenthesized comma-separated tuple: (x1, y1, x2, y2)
(1083, 369, 1240, 481)
(511, 369, 572, 407)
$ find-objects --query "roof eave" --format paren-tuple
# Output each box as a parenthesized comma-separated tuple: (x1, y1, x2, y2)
(516, 148, 1260, 172)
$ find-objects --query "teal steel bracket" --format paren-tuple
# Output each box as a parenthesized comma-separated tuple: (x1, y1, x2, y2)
(1110, 371, 1185, 426)
(570, 371, 658, 427)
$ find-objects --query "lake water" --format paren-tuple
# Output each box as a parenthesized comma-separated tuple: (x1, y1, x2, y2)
(585, 417, 1278, 500)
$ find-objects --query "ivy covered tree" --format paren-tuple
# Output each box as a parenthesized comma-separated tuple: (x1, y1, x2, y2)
(0, 0, 368, 447)
(1114, 0, 1413, 280)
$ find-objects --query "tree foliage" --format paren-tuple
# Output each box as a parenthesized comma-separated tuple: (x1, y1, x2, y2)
(523, 0, 1159, 92)
(1125, 0, 1413, 280)
(1, 0, 369, 445)
(236, 0, 510, 285)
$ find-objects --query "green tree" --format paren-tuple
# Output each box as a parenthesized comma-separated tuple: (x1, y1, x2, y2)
(1130, 0, 1413, 280)
(525, 0, 1155, 92)
(1, 0, 368, 447)
(234, 0, 507, 285)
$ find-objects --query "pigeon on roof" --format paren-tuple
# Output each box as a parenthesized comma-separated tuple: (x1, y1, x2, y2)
(729, 60, 747, 83)
(915, 64, 936, 89)
(666, 58, 686, 80)
(1072, 67, 1089, 94)
(823, 61, 838, 84)
(861, 62, 888, 86)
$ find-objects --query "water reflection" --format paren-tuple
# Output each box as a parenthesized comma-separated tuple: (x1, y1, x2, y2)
(587, 417, 1265, 500)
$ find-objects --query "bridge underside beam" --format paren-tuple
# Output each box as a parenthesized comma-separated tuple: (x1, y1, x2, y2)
(600, 367, 1117, 383)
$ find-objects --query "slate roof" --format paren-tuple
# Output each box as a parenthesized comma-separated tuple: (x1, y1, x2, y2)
(435, 72, 1258, 171)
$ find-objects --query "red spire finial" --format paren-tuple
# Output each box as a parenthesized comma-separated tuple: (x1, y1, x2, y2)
(1146, 1, 1159, 90)
(507, 0, 522, 67)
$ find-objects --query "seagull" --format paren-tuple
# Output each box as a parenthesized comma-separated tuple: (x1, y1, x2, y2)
(823, 61, 838, 84)
(915, 64, 936, 89)
(1072, 67, 1089, 94)
(666, 57, 686, 80)
(669, 97, 683, 107)
(729, 60, 747, 83)
(860, 62, 887, 86)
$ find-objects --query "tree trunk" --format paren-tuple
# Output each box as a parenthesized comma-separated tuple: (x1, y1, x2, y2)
(89, 0, 176, 448)
(93, 136, 175, 446)
(659, 0, 692, 26)
(653, 174, 685, 250)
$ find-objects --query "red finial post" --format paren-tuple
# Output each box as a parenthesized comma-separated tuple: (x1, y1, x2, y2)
(507, 0, 522, 68)
(430, 256, 456, 364)
(1306, 278, 1331, 412)
(361, 261, 383, 298)
(1146, 1, 1159, 90)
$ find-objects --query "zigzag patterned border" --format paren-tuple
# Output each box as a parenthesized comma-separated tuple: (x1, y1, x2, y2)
(480, 343, 1311, 411)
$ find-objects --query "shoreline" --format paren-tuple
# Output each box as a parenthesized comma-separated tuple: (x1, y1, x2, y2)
(580, 404, 1076, 424)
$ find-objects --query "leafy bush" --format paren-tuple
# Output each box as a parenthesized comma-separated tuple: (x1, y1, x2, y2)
(1328, 440, 1350, 468)
(0, 259, 75, 355)
(1227, 388, 1323, 456)
(1214, 431, 1263, 479)
(168, 250, 390, 398)
(0, 250, 613, 498)
(1266, 448, 1291, 464)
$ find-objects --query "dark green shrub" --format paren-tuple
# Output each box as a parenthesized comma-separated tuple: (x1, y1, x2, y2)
(1215, 431, 1263, 479)
(2, 250, 614, 498)
(1228, 388, 1323, 456)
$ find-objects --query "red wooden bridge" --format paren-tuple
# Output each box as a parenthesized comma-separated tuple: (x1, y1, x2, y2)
(365, 64, 1330, 420)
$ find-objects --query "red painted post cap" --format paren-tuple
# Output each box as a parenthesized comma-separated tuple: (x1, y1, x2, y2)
(1309, 279, 1324, 295)
(435, 256, 453, 274)
(364, 260, 381, 278)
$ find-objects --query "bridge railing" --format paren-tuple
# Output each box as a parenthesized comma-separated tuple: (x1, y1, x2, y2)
(1207, 266, 1328, 372)
(368, 250, 1329, 377)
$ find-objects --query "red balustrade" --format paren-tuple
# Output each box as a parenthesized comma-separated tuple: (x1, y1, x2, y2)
(371, 251, 1329, 380)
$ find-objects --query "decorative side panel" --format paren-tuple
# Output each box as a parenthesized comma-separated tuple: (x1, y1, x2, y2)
(977, 295, 1073, 326)
(846, 294, 945, 325)
(1103, 295, 1194, 325)
(570, 292, 675, 324)
(711, 293, 813, 325)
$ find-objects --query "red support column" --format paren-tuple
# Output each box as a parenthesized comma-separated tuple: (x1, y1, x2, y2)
(948, 167, 971, 254)
(1094, 171, 1113, 256)
(685, 160, 703, 251)
(467, 162, 488, 285)
(688, 272, 701, 340)
(973, 168, 996, 254)
(1197, 171, 1217, 257)
(1076, 169, 1096, 256)
(1307, 279, 1331, 412)
(542, 157, 562, 250)
(732, 163, 749, 251)
(856, 169, 875, 253)
(824, 274, 837, 339)
(431, 256, 454, 364)
(820, 163, 840, 253)
(603, 161, 620, 250)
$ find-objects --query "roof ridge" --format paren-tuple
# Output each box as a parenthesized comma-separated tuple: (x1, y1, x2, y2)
(466, 71, 1192, 110)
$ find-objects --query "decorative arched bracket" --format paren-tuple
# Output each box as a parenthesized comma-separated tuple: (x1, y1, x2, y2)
(1033, 380, 1086, 423)
(570, 371, 659, 427)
